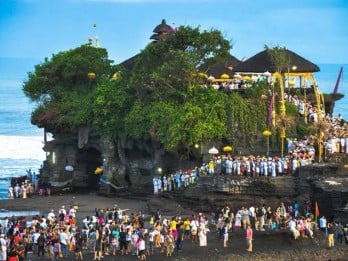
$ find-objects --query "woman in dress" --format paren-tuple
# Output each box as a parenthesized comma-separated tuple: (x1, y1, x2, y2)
(198, 224, 210, 247)
(246, 224, 253, 252)
(234, 210, 242, 229)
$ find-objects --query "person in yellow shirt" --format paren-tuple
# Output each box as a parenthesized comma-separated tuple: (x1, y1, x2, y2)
(208, 160, 215, 175)
(169, 217, 178, 240)
(183, 218, 191, 240)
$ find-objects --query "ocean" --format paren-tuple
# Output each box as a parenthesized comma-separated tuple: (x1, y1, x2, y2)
(0, 58, 347, 199)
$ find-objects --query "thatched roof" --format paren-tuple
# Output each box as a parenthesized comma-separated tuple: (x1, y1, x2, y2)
(200, 58, 241, 78)
(198, 56, 241, 78)
(118, 53, 141, 71)
(153, 19, 173, 34)
(234, 49, 320, 73)
(150, 19, 175, 41)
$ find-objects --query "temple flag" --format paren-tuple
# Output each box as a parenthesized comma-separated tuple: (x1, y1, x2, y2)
(333, 66, 343, 94)
(267, 93, 274, 127)
(315, 201, 320, 218)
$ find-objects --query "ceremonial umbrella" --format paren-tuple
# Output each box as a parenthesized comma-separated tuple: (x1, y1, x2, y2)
(220, 73, 230, 79)
(208, 146, 219, 155)
(223, 146, 233, 152)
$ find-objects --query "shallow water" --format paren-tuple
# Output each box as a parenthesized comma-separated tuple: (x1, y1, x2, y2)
(0, 209, 41, 218)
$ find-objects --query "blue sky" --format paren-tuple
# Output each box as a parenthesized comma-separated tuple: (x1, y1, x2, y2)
(0, 0, 347, 66)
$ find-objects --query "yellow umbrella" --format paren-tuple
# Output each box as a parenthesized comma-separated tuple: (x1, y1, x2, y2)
(262, 130, 272, 137)
(220, 73, 230, 79)
(198, 72, 208, 78)
(223, 146, 233, 152)
(88, 72, 96, 79)
(112, 72, 121, 80)
(242, 75, 252, 81)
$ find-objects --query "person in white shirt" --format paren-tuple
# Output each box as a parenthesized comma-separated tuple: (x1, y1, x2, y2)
(59, 229, 69, 257)
(69, 206, 77, 222)
(47, 209, 56, 225)
(0, 234, 7, 261)
(288, 218, 299, 239)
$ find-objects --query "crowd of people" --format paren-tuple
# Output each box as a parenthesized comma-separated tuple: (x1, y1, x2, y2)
(0, 197, 347, 261)
(151, 108, 348, 196)
(152, 152, 313, 195)
(7, 180, 35, 199)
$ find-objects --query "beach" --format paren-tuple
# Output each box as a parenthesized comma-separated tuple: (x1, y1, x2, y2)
(0, 192, 347, 261)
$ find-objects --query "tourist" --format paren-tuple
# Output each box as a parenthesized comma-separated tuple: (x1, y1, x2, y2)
(222, 221, 229, 247)
(288, 217, 300, 240)
(327, 222, 335, 248)
(53, 238, 61, 261)
(74, 229, 84, 260)
(169, 217, 177, 241)
(175, 222, 183, 251)
(335, 222, 344, 244)
(136, 235, 146, 260)
(94, 229, 103, 260)
(319, 215, 327, 235)
(7, 244, 18, 261)
(59, 228, 69, 258)
(183, 217, 191, 240)
(162, 230, 173, 257)
(8, 186, 14, 199)
(37, 232, 46, 257)
(153, 177, 158, 196)
(257, 205, 266, 231)
(0, 234, 7, 261)
(190, 216, 199, 243)
(198, 223, 209, 247)
(240, 207, 250, 230)
(14, 184, 20, 198)
(47, 209, 56, 225)
(246, 223, 253, 252)
(16, 241, 26, 261)
(234, 210, 242, 229)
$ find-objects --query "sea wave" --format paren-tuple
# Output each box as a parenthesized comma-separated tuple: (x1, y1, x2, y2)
(0, 135, 46, 161)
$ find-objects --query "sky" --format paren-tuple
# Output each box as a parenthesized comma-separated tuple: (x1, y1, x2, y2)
(0, 0, 347, 68)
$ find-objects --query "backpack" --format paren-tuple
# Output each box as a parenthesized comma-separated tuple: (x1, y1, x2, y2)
(257, 208, 264, 217)
(38, 236, 45, 246)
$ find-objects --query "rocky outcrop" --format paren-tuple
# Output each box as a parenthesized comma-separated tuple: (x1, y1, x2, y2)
(41, 131, 186, 189)
(299, 162, 348, 221)
(163, 162, 348, 223)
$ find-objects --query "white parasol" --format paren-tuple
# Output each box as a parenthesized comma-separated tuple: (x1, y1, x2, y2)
(65, 165, 74, 172)
(208, 146, 219, 154)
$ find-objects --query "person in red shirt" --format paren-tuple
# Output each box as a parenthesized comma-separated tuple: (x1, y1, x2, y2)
(13, 231, 21, 245)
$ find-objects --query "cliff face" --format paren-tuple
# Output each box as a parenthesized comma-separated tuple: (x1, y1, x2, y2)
(164, 163, 348, 224)
(41, 131, 189, 189)
(41, 129, 348, 224)
(299, 163, 348, 222)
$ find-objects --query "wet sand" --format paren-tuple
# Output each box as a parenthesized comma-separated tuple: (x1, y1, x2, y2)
(0, 192, 347, 261)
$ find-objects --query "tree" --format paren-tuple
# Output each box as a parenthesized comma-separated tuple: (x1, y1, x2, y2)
(23, 25, 270, 166)
(23, 44, 115, 132)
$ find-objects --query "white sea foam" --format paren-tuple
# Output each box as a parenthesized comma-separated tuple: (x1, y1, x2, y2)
(0, 135, 46, 161)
